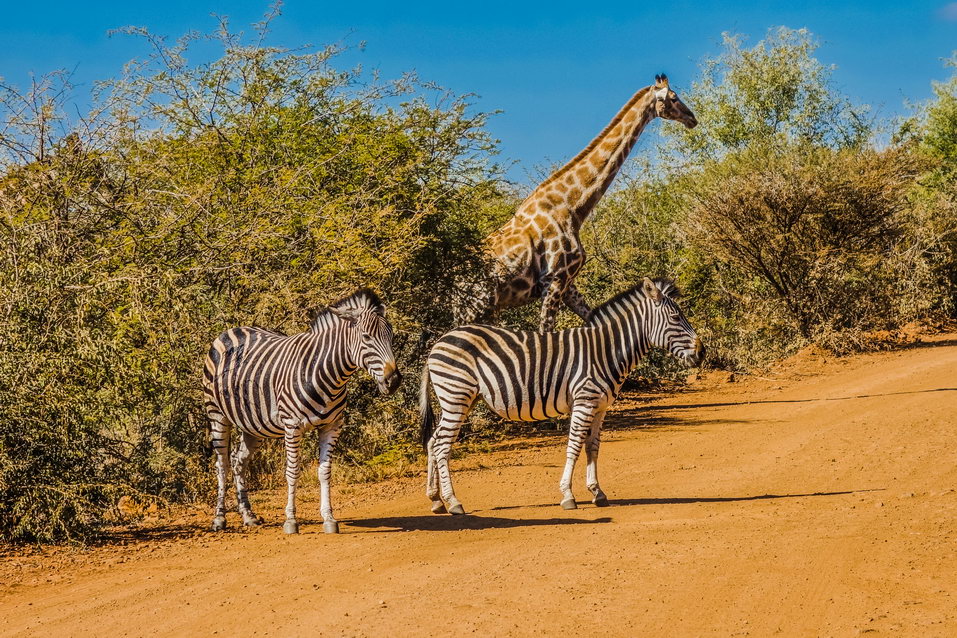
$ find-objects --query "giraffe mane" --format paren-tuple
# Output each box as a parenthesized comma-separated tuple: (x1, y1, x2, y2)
(532, 86, 653, 193)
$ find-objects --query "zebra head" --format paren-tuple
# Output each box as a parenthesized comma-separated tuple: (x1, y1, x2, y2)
(641, 277, 705, 367)
(328, 289, 402, 396)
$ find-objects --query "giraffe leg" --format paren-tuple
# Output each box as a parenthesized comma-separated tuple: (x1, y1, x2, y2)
(316, 423, 342, 534)
(453, 269, 497, 325)
(584, 410, 609, 506)
(452, 296, 482, 326)
(563, 283, 593, 322)
(209, 411, 231, 532)
(559, 401, 599, 509)
(539, 276, 567, 333)
(232, 432, 262, 526)
(283, 424, 304, 534)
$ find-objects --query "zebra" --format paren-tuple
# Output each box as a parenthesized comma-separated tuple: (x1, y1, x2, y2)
(203, 288, 401, 534)
(419, 277, 703, 514)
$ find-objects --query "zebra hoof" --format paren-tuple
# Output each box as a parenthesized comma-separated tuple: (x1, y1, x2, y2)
(431, 501, 447, 514)
(594, 495, 610, 507)
(448, 503, 466, 515)
(243, 516, 263, 527)
(211, 516, 227, 532)
(561, 498, 578, 510)
(323, 521, 340, 534)
(283, 519, 299, 535)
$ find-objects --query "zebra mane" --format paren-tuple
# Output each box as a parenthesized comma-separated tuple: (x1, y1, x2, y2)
(587, 278, 680, 325)
(311, 288, 385, 330)
(653, 278, 680, 299)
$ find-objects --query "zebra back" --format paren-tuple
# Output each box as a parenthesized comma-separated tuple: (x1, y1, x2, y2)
(424, 277, 701, 423)
(203, 288, 400, 438)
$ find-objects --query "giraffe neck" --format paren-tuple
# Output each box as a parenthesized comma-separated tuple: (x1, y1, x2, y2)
(523, 86, 658, 230)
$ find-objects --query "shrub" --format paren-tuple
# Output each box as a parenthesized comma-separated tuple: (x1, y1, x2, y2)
(684, 144, 926, 349)
(0, 15, 505, 541)
(580, 28, 946, 368)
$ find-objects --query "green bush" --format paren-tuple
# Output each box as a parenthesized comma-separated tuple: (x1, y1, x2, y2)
(911, 53, 957, 313)
(684, 144, 926, 349)
(0, 16, 505, 541)
(580, 28, 950, 368)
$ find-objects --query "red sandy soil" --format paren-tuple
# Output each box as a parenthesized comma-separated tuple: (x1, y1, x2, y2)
(2, 335, 956, 637)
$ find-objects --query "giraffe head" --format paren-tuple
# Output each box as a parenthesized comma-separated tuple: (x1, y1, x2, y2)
(652, 74, 697, 129)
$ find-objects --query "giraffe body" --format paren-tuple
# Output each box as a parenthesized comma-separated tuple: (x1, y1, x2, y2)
(463, 75, 697, 332)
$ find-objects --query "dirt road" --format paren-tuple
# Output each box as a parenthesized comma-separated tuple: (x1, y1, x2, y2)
(2, 337, 956, 636)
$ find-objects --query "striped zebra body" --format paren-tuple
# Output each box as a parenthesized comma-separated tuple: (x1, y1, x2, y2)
(420, 277, 703, 514)
(203, 289, 400, 534)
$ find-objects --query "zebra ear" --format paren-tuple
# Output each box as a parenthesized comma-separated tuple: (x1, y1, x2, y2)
(642, 277, 662, 303)
(329, 305, 359, 324)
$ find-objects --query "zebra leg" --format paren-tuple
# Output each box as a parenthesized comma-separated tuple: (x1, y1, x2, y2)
(425, 439, 446, 514)
(282, 424, 304, 534)
(433, 413, 469, 515)
(209, 412, 231, 532)
(585, 410, 609, 506)
(232, 432, 263, 526)
(563, 283, 592, 322)
(317, 423, 342, 534)
(559, 402, 598, 509)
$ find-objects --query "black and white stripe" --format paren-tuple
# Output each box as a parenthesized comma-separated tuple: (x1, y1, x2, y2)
(203, 289, 401, 534)
(420, 277, 703, 514)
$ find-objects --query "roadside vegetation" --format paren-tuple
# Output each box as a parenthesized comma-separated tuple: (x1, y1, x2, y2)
(1, 15, 954, 541)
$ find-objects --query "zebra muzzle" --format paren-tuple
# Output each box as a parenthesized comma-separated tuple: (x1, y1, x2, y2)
(379, 369, 402, 395)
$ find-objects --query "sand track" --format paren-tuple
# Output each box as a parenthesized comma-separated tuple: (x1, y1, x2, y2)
(2, 336, 956, 636)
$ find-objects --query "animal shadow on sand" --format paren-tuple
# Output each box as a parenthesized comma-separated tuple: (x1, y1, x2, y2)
(605, 488, 883, 507)
(89, 524, 206, 545)
(490, 488, 883, 511)
(345, 513, 613, 533)
(643, 387, 957, 412)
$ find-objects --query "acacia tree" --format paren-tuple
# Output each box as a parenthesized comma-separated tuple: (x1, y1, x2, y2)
(667, 27, 871, 164)
(685, 144, 921, 341)
(672, 30, 935, 355)
(922, 54, 957, 184)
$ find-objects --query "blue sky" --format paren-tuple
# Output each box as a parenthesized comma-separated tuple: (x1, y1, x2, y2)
(1, 1, 955, 183)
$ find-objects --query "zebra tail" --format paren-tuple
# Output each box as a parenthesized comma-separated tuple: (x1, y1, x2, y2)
(419, 362, 435, 450)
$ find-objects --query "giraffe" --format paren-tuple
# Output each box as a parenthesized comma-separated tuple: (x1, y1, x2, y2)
(459, 74, 697, 332)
